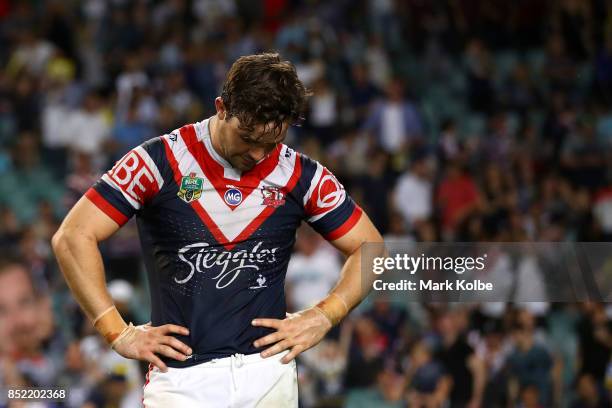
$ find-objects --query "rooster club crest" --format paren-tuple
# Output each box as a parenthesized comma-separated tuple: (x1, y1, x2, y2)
(177, 173, 204, 203)
(261, 186, 285, 208)
(249, 274, 268, 290)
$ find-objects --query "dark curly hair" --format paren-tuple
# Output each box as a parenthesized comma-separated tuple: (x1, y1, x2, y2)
(220, 53, 310, 137)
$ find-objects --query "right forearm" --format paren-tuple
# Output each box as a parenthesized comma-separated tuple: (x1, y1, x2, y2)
(52, 226, 190, 371)
(52, 229, 123, 326)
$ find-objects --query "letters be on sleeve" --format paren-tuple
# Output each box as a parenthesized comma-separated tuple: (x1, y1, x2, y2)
(85, 142, 165, 226)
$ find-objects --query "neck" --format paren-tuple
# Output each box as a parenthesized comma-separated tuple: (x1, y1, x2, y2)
(208, 116, 227, 161)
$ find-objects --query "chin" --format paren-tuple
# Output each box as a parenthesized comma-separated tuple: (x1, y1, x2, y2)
(232, 162, 248, 171)
(234, 158, 255, 171)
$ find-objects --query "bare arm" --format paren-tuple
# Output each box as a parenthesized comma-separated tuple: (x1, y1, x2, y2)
(252, 212, 384, 363)
(52, 196, 120, 322)
(322, 211, 384, 315)
(52, 196, 191, 371)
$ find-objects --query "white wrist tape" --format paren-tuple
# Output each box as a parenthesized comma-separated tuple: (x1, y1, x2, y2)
(110, 322, 150, 349)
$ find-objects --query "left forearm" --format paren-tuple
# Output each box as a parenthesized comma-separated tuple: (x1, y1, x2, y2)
(314, 248, 364, 325)
(252, 213, 383, 363)
(333, 245, 366, 306)
(315, 213, 384, 325)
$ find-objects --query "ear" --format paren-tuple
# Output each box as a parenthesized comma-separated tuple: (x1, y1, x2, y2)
(214, 97, 226, 121)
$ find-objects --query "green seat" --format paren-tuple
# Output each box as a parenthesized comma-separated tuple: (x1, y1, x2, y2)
(526, 50, 546, 76)
(345, 388, 404, 408)
(0, 167, 65, 223)
(494, 51, 519, 86)
(448, 70, 467, 94)
(460, 114, 487, 138)
(505, 112, 522, 136)
(419, 99, 440, 141)
(575, 63, 593, 94)
(529, 110, 546, 130)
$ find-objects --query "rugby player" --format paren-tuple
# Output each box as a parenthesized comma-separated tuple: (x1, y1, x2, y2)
(52, 53, 383, 406)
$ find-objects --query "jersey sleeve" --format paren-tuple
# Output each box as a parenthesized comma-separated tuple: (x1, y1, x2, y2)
(85, 137, 165, 226)
(301, 157, 362, 241)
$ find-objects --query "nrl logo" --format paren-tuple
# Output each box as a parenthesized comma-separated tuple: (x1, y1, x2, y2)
(261, 186, 285, 208)
(177, 172, 204, 203)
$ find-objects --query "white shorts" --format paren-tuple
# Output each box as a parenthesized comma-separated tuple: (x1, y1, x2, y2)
(142, 351, 298, 407)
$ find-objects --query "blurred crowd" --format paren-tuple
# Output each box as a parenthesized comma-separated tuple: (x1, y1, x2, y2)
(1, 0, 612, 407)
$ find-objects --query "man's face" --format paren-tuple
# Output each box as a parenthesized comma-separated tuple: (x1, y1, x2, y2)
(0, 266, 40, 353)
(215, 99, 289, 171)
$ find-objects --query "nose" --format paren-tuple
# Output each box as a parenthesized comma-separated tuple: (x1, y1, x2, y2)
(248, 146, 266, 162)
(7, 312, 28, 336)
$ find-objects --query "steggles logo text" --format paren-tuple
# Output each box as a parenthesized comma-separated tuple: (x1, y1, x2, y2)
(176, 241, 279, 288)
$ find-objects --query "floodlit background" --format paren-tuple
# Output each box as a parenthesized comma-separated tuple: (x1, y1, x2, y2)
(1, 0, 611, 407)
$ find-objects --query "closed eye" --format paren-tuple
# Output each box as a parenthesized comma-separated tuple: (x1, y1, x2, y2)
(241, 135, 276, 149)
(240, 134, 256, 144)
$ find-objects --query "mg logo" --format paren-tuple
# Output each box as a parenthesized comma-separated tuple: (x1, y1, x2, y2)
(224, 187, 243, 206)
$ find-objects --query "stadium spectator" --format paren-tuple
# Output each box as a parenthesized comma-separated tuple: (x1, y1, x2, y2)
(507, 320, 555, 406)
(349, 63, 381, 124)
(355, 150, 393, 233)
(464, 38, 495, 114)
(435, 308, 486, 408)
(571, 373, 611, 408)
(285, 224, 342, 312)
(436, 161, 481, 239)
(362, 77, 423, 154)
(306, 76, 338, 145)
(577, 303, 612, 383)
(0, 256, 59, 388)
(560, 117, 607, 190)
(345, 317, 388, 390)
(392, 151, 433, 232)
(107, 100, 155, 163)
(437, 119, 462, 165)
(474, 320, 512, 406)
(406, 339, 449, 408)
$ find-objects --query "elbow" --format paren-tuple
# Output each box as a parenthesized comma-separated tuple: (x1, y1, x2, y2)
(51, 226, 83, 255)
(372, 232, 385, 244)
(51, 228, 68, 256)
(52, 225, 97, 255)
(52, 228, 74, 282)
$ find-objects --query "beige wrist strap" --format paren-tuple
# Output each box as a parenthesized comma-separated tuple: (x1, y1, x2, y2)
(92, 305, 128, 345)
(92, 305, 116, 326)
(314, 293, 350, 326)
